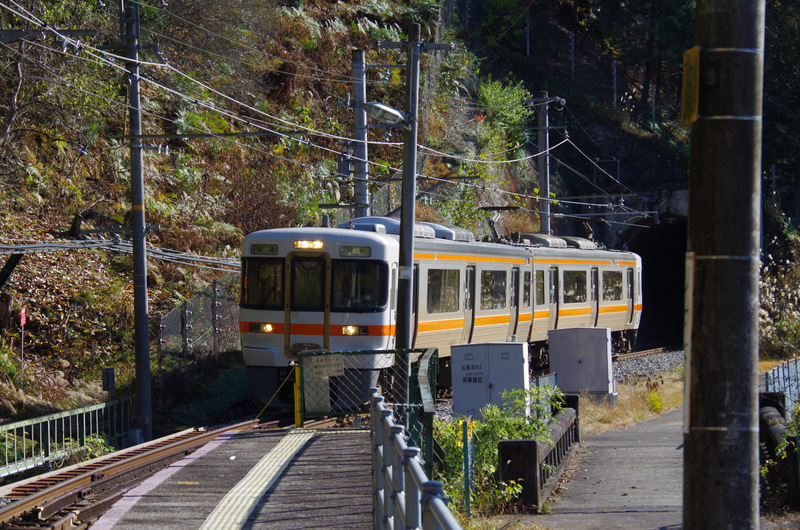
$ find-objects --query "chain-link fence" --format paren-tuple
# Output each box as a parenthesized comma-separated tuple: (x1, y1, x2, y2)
(156, 273, 240, 358)
(297, 348, 438, 474)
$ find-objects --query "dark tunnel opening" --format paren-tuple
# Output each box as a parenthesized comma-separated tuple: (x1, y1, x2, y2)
(622, 217, 687, 350)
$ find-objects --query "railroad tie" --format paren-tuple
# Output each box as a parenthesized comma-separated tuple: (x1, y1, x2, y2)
(199, 429, 316, 530)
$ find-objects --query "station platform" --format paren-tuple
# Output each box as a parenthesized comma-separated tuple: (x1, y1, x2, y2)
(93, 427, 372, 530)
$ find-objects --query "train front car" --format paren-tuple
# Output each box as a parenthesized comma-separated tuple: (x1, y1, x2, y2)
(240, 227, 399, 407)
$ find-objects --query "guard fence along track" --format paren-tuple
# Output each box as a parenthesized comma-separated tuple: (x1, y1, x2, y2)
(0, 421, 253, 529)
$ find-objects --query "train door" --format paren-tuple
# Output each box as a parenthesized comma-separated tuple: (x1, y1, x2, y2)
(590, 267, 599, 327)
(461, 265, 476, 344)
(508, 267, 520, 340)
(412, 264, 420, 345)
(389, 264, 397, 349)
(548, 267, 559, 329)
(626, 267, 635, 325)
(285, 253, 331, 356)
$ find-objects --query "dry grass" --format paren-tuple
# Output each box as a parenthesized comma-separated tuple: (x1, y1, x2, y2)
(580, 372, 684, 435)
(760, 359, 786, 373)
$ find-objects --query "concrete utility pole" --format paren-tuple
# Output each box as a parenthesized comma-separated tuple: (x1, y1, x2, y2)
(526, 92, 565, 235)
(123, 1, 152, 442)
(375, 25, 450, 419)
(683, 1, 765, 528)
(351, 50, 370, 218)
(538, 91, 551, 235)
(396, 24, 422, 356)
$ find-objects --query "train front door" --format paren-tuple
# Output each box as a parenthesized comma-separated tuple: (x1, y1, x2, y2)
(284, 253, 331, 357)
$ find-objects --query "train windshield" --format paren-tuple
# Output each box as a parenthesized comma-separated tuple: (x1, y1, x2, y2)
(241, 258, 283, 309)
(332, 260, 387, 312)
(291, 257, 325, 311)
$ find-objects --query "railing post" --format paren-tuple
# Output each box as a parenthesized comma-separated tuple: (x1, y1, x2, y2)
(404, 447, 422, 529)
(294, 363, 303, 428)
(371, 390, 383, 530)
(381, 409, 394, 529)
(78, 410, 86, 448)
(42, 421, 51, 460)
(391, 425, 405, 523)
(422, 481, 446, 530)
(462, 420, 471, 518)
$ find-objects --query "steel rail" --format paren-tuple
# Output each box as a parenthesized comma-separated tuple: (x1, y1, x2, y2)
(0, 421, 254, 526)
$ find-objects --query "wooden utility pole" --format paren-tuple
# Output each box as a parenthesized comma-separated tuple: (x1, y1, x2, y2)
(683, 1, 765, 528)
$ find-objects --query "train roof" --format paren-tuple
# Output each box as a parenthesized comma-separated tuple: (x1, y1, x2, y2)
(337, 216, 475, 242)
(243, 217, 640, 266)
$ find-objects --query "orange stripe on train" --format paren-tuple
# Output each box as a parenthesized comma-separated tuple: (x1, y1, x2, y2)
(418, 318, 465, 333)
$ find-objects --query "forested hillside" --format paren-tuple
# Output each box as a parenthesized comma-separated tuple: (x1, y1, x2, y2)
(0, 0, 797, 415)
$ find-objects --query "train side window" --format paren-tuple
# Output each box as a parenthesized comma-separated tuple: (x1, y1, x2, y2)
(427, 269, 461, 313)
(535, 269, 545, 305)
(523, 271, 532, 307)
(241, 258, 283, 309)
(563, 270, 587, 304)
(602, 270, 624, 301)
(480, 270, 507, 310)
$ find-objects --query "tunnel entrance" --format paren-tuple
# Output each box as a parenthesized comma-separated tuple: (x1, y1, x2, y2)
(621, 217, 687, 349)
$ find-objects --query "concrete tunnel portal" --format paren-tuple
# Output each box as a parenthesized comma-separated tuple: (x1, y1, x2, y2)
(621, 216, 687, 350)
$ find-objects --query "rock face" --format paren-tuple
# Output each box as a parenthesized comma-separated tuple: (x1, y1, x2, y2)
(0, 375, 106, 423)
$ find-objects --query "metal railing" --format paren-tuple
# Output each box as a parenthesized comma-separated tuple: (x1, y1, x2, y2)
(157, 273, 240, 358)
(765, 359, 800, 417)
(370, 389, 462, 530)
(0, 397, 130, 478)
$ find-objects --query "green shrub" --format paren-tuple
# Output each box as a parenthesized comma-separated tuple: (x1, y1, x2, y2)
(433, 385, 563, 517)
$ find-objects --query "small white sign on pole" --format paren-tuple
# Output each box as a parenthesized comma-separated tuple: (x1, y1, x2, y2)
(306, 354, 345, 380)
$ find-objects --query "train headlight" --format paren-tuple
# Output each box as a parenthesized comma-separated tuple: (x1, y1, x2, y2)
(249, 323, 276, 333)
(294, 240, 324, 250)
(342, 325, 369, 336)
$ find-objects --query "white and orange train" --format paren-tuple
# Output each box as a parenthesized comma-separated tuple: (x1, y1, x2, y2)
(239, 216, 642, 405)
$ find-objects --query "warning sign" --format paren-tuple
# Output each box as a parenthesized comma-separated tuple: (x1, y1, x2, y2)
(306, 354, 345, 380)
(681, 46, 701, 126)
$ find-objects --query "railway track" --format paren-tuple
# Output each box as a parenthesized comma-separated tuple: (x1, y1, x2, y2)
(0, 413, 345, 529)
(0, 420, 260, 529)
(613, 347, 675, 362)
